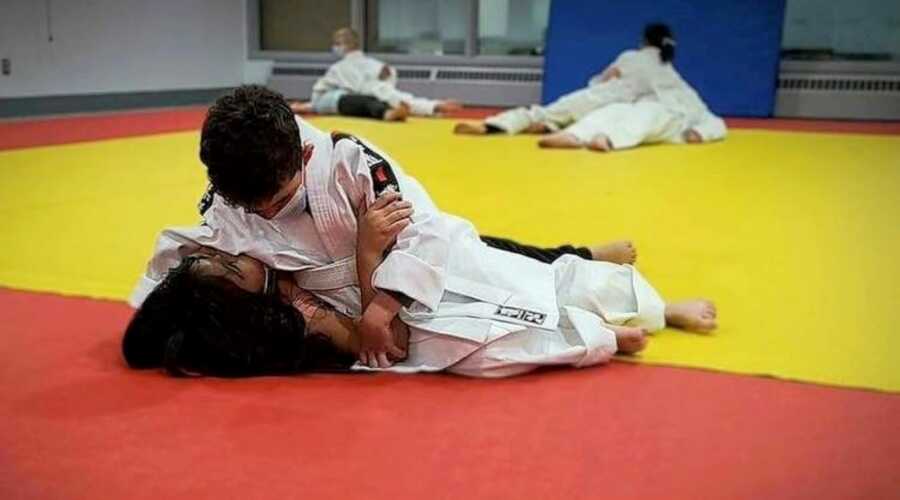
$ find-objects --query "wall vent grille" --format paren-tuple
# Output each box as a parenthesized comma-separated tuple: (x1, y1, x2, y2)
(270, 65, 543, 84)
(436, 70, 542, 82)
(272, 67, 327, 77)
(396, 69, 432, 80)
(778, 77, 900, 93)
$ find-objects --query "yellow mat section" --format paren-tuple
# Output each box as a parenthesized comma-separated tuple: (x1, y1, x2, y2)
(1, 117, 898, 391)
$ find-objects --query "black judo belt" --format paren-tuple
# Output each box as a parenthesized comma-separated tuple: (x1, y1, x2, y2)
(198, 185, 215, 216)
(333, 131, 405, 262)
(332, 132, 401, 197)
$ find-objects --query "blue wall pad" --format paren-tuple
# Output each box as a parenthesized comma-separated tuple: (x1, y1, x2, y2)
(543, 0, 786, 117)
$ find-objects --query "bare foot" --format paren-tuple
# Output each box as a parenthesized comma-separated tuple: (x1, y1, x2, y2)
(683, 129, 702, 144)
(383, 103, 410, 122)
(454, 122, 488, 135)
(538, 132, 583, 149)
(590, 240, 637, 264)
(289, 101, 313, 114)
(523, 122, 550, 134)
(586, 134, 613, 152)
(665, 300, 718, 333)
(435, 99, 463, 113)
(607, 324, 648, 354)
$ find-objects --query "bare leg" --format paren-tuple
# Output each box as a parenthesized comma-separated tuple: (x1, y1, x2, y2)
(455, 121, 547, 135)
(538, 132, 583, 149)
(607, 324, 648, 354)
(383, 102, 410, 122)
(590, 241, 637, 264)
(435, 99, 463, 114)
(523, 122, 551, 134)
(454, 121, 489, 135)
(586, 134, 613, 152)
(289, 101, 314, 114)
(665, 300, 718, 333)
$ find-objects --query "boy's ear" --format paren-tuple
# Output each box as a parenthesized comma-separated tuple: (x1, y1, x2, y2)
(301, 141, 314, 165)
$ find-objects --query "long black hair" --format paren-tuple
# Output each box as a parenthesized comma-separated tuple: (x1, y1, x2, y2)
(644, 23, 675, 63)
(122, 257, 353, 377)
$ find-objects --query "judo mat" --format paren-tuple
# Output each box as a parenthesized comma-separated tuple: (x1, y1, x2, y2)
(2, 108, 900, 499)
(1, 110, 899, 392)
(1, 287, 898, 500)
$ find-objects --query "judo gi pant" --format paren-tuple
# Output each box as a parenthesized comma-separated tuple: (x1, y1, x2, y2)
(564, 101, 685, 150)
(337, 94, 392, 120)
(448, 256, 667, 378)
(367, 82, 438, 116)
(313, 90, 392, 120)
(480, 236, 592, 263)
(484, 80, 637, 134)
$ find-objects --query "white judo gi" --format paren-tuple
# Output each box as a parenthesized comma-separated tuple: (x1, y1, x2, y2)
(311, 50, 440, 116)
(131, 118, 666, 378)
(562, 55, 727, 149)
(484, 47, 662, 134)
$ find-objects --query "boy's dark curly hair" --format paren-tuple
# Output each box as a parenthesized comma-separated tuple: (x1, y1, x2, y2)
(199, 85, 302, 209)
(122, 257, 353, 377)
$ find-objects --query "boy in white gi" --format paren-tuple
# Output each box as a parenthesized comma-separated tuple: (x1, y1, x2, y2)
(294, 28, 461, 118)
(131, 86, 715, 371)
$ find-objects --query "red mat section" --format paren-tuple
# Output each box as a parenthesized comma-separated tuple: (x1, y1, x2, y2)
(0, 107, 209, 151)
(724, 117, 900, 135)
(1, 288, 898, 500)
(2, 106, 898, 151)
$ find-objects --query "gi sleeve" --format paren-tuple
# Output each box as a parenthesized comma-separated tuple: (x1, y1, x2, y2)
(311, 62, 343, 100)
(590, 50, 641, 85)
(129, 197, 247, 307)
(129, 224, 217, 307)
(330, 138, 450, 312)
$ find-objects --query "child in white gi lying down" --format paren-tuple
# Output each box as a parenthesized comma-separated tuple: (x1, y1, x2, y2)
(123, 194, 716, 378)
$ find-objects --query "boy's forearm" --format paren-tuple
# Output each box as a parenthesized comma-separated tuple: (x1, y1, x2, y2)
(287, 287, 360, 355)
(369, 289, 405, 318)
(312, 310, 360, 355)
(356, 249, 382, 311)
(358, 248, 412, 312)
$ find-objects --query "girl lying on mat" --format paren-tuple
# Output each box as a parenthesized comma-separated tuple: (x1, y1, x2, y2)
(123, 195, 716, 378)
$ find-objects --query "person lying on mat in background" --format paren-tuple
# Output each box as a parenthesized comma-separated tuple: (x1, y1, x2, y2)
(290, 27, 462, 119)
(454, 23, 726, 151)
(290, 93, 411, 122)
(131, 85, 638, 371)
(122, 194, 717, 378)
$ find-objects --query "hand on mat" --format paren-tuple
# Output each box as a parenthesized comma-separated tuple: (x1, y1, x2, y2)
(357, 192, 412, 257)
(379, 64, 393, 81)
(390, 316, 410, 360)
(358, 299, 406, 368)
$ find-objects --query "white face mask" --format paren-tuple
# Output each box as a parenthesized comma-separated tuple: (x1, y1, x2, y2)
(332, 44, 346, 56)
(271, 184, 307, 220)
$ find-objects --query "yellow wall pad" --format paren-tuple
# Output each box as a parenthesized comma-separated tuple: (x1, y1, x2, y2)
(1, 117, 898, 391)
